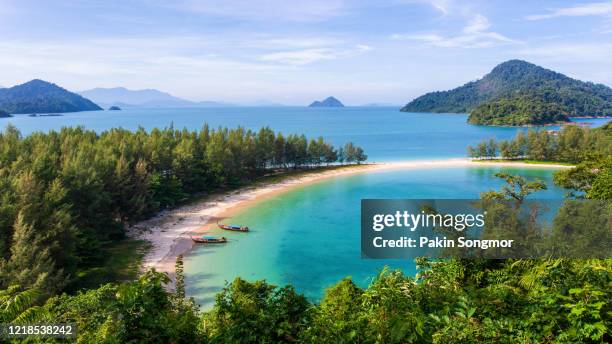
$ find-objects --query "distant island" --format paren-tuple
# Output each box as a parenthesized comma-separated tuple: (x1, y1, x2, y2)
(0, 79, 102, 114)
(0, 109, 10, 118)
(309, 96, 344, 107)
(108, 106, 121, 111)
(401, 60, 612, 126)
(28, 113, 63, 117)
(79, 87, 231, 108)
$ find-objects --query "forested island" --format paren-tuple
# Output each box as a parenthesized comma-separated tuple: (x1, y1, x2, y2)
(0, 79, 102, 114)
(309, 96, 344, 107)
(401, 60, 612, 126)
(0, 109, 10, 118)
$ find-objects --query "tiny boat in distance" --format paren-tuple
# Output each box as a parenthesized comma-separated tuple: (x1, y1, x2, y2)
(191, 235, 228, 244)
(217, 221, 249, 232)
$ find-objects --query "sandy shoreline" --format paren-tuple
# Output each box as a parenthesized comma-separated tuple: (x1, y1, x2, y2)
(128, 158, 572, 282)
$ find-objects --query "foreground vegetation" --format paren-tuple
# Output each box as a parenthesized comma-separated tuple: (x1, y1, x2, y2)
(2, 169, 609, 343)
(0, 124, 366, 296)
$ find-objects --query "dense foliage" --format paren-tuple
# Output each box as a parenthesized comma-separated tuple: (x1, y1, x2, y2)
(468, 91, 570, 125)
(0, 124, 365, 296)
(401, 60, 612, 125)
(468, 123, 611, 162)
(42, 271, 201, 343)
(7, 169, 609, 343)
(469, 123, 612, 200)
(17, 259, 608, 343)
(0, 79, 102, 114)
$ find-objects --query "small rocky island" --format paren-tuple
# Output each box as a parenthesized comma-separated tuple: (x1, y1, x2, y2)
(309, 96, 344, 107)
(108, 106, 122, 111)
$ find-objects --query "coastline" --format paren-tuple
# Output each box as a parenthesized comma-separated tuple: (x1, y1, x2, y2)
(128, 158, 573, 284)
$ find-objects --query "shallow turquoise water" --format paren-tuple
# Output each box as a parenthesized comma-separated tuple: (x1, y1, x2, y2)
(184, 165, 566, 307)
(2, 107, 608, 161)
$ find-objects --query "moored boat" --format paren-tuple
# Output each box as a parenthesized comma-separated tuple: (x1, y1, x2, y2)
(191, 235, 228, 244)
(217, 221, 249, 232)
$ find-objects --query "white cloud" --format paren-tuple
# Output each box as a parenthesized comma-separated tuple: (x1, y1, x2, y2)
(356, 44, 372, 51)
(428, 0, 451, 15)
(391, 14, 519, 48)
(525, 2, 612, 20)
(155, 0, 349, 22)
(463, 14, 490, 34)
(391, 33, 442, 42)
(518, 42, 612, 60)
(0, 37, 292, 97)
(259, 45, 371, 65)
(259, 49, 338, 65)
(411, 0, 452, 15)
(0, 35, 374, 102)
(391, 0, 453, 15)
(252, 37, 346, 50)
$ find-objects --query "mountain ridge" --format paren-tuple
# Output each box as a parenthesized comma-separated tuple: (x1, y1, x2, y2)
(79, 87, 232, 108)
(401, 60, 612, 125)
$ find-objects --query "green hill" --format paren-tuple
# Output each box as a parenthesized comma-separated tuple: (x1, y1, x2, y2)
(0, 79, 102, 114)
(309, 96, 344, 107)
(401, 60, 612, 125)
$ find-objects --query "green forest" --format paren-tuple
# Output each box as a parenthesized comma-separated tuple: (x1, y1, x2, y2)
(1, 123, 610, 343)
(401, 60, 612, 126)
(468, 123, 611, 162)
(468, 123, 611, 199)
(468, 91, 571, 126)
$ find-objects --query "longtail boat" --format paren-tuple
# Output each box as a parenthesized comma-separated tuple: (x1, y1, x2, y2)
(191, 235, 228, 244)
(217, 221, 249, 232)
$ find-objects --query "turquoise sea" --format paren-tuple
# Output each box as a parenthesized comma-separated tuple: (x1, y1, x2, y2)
(3, 107, 607, 306)
(184, 166, 566, 306)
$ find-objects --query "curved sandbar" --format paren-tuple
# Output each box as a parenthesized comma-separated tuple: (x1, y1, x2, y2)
(128, 158, 572, 285)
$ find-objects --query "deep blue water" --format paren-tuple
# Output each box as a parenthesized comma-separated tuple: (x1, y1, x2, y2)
(1, 107, 608, 161)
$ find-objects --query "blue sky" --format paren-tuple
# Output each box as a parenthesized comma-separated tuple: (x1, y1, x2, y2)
(1, 0, 612, 105)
